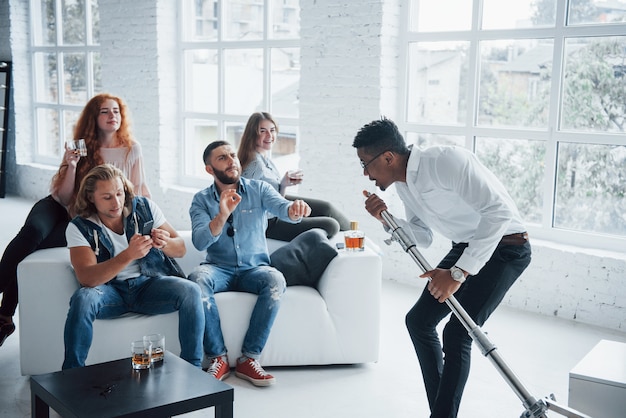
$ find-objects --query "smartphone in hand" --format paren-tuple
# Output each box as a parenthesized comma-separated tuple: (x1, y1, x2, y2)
(141, 220, 154, 236)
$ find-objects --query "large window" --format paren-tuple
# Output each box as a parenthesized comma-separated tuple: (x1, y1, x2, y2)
(403, 0, 626, 250)
(180, 0, 300, 183)
(30, 0, 101, 165)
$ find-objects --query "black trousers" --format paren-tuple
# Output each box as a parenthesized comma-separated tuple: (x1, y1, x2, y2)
(405, 240, 532, 418)
(0, 195, 69, 317)
(266, 195, 351, 242)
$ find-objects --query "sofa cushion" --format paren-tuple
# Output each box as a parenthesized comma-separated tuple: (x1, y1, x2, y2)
(270, 228, 338, 287)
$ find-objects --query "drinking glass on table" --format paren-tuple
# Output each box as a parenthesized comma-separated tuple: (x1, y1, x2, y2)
(143, 333, 165, 363)
(131, 340, 152, 370)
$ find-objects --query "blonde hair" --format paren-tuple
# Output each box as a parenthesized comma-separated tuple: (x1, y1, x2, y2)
(73, 164, 135, 218)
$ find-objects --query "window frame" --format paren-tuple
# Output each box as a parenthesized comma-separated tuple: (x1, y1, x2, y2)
(399, 0, 626, 252)
(30, 0, 100, 166)
(178, 0, 300, 189)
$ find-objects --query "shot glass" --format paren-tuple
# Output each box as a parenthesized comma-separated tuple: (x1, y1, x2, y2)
(143, 333, 165, 363)
(287, 169, 303, 181)
(66, 138, 87, 157)
(131, 340, 152, 370)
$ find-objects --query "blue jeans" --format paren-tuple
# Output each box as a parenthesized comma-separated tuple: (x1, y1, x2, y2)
(62, 275, 204, 369)
(405, 241, 531, 418)
(188, 264, 286, 360)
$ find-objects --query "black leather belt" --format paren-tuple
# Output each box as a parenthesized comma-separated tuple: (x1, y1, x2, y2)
(499, 232, 529, 245)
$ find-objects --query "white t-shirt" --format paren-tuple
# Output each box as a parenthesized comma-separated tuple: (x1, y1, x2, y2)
(65, 198, 166, 280)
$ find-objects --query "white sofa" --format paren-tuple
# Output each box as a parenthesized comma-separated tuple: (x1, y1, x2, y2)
(17, 232, 382, 376)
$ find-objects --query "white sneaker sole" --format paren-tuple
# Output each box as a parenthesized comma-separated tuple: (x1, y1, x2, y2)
(235, 371, 276, 387)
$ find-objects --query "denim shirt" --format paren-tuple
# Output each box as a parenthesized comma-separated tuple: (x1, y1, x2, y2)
(190, 177, 297, 269)
(71, 196, 183, 278)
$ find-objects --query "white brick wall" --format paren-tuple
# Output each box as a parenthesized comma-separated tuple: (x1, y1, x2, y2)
(2, 0, 625, 332)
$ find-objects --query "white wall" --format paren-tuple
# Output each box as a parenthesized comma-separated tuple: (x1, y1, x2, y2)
(3, 0, 625, 332)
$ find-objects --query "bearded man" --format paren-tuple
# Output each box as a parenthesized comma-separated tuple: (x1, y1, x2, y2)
(188, 140, 311, 386)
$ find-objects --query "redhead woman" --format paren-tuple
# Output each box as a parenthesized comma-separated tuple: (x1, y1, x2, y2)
(0, 93, 150, 346)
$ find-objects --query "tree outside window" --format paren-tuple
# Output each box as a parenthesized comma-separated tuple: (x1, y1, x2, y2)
(404, 0, 626, 245)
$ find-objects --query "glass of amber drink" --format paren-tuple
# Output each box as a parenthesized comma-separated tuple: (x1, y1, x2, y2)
(131, 340, 152, 370)
(143, 333, 165, 363)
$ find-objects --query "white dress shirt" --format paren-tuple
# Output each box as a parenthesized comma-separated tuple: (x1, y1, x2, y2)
(394, 146, 526, 275)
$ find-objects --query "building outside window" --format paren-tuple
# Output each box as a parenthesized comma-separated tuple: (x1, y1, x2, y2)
(30, 0, 101, 166)
(402, 0, 626, 250)
(179, 0, 300, 183)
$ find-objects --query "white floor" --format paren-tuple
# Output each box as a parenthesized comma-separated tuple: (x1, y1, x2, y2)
(1, 194, 625, 418)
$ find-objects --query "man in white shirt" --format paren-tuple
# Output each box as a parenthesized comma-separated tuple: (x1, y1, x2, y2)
(353, 118, 531, 417)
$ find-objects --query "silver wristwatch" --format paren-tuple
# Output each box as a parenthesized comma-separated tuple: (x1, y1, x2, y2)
(450, 266, 466, 283)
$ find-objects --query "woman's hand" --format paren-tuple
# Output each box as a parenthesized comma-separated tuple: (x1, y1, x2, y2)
(63, 143, 81, 168)
(280, 170, 304, 193)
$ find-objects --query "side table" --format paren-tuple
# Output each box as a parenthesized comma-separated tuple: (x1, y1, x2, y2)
(568, 339, 626, 418)
(30, 351, 234, 418)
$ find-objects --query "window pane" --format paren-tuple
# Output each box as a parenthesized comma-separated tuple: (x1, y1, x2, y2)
(63, 109, 80, 141)
(567, 0, 626, 25)
(409, 0, 472, 32)
(185, 50, 218, 113)
(184, 119, 217, 177)
(226, 121, 246, 149)
(555, 142, 626, 236)
(224, 49, 263, 114)
(270, 0, 299, 39)
(475, 137, 545, 225)
(271, 47, 299, 118)
(91, 0, 100, 44)
(478, 39, 552, 128)
(407, 42, 469, 125)
(273, 124, 297, 156)
(36, 108, 60, 157)
(36, 0, 56, 45)
(482, 0, 556, 29)
(34, 52, 58, 103)
(63, 53, 88, 104)
(93, 52, 102, 92)
(560, 36, 626, 133)
(62, 0, 86, 45)
(405, 133, 464, 148)
(223, 0, 263, 41)
(184, 0, 218, 41)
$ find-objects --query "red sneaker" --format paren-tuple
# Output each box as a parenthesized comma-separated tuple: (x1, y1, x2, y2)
(235, 357, 276, 386)
(205, 356, 230, 381)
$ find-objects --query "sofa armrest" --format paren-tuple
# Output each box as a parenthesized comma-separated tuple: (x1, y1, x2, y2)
(17, 247, 78, 375)
(316, 242, 382, 361)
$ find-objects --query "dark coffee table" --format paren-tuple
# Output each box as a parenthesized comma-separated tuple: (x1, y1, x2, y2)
(30, 351, 234, 418)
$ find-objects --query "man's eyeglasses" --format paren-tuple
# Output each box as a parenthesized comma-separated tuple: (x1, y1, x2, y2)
(360, 150, 387, 171)
(226, 214, 235, 237)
